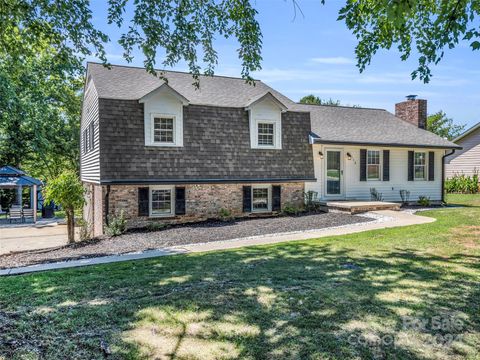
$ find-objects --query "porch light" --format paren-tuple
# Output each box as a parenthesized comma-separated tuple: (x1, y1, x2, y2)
(318, 151, 324, 159)
(346, 152, 352, 160)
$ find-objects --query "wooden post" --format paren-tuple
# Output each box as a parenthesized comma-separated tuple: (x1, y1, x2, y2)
(33, 184, 37, 223)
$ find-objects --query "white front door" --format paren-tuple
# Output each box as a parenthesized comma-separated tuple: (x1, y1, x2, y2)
(324, 148, 344, 198)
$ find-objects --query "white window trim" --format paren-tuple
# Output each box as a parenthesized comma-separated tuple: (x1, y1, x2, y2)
(366, 149, 382, 181)
(251, 185, 272, 213)
(151, 114, 177, 146)
(414, 151, 427, 181)
(149, 185, 175, 217)
(257, 121, 276, 148)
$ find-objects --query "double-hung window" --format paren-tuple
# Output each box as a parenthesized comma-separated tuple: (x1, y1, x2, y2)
(414, 152, 427, 180)
(252, 185, 271, 212)
(150, 187, 174, 216)
(367, 150, 381, 180)
(153, 116, 175, 144)
(257, 122, 275, 147)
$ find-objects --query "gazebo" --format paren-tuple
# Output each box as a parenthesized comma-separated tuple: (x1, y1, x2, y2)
(0, 165, 42, 223)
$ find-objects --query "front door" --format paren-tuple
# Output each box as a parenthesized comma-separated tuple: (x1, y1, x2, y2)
(325, 149, 343, 198)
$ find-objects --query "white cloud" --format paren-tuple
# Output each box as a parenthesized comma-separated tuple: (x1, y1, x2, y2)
(310, 57, 354, 65)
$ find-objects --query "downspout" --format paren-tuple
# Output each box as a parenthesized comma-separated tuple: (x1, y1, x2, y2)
(104, 185, 110, 227)
(442, 149, 455, 204)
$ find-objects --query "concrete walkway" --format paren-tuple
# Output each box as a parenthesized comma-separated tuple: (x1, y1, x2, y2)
(0, 210, 435, 276)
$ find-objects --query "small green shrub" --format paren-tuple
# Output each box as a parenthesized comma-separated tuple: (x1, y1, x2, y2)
(105, 210, 127, 237)
(283, 203, 301, 216)
(370, 188, 384, 201)
(304, 191, 322, 212)
(146, 222, 169, 232)
(218, 208, 234, 221)
(77, 218, 91, 241)
(445, 171, 479, 194)
(399, 190, 411, 205)
(418, 196, 431, 207)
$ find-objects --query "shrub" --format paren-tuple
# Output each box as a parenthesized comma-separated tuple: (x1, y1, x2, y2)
(146, 222, 169, 232)
(370, 188, 384, 201)
(445, 171, 479, 194)
(418, 196, 431, 207)
(283, 203, 301, 216)
(218, 208, 234, 221)
(105, 210, 127, 237)
(77, 218, 91, 241)
(399, 190, 411, 205)
(304, 191, 322, 212)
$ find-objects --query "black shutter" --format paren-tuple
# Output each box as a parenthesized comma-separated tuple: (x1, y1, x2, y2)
(360, 149, 367, 181)
(175, 187, 186, 215)
(243, 186, 252, 212)
(138, 187, 149, 216)
(428, 151, 435, 181)
(408, 151, 414, 181)
(272, 185, 281, 211)
(383, 150, 390, 181)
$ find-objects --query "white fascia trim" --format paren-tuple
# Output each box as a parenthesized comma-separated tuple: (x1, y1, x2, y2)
(139, 83, 189, 105)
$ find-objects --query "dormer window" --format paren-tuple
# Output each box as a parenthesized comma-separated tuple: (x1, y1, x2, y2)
(258, 122, 275, 147)
(153, 116, 175, 144)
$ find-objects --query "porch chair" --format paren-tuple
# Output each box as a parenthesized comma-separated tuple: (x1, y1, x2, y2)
(9, 207, 22, 223)
(23, 208, 35, 223)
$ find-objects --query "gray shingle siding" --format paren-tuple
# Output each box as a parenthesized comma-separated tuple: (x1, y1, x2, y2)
(98, 100, 315, 182)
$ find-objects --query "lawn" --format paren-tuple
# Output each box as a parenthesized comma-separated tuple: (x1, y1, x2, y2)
(1, 195, 479, 359)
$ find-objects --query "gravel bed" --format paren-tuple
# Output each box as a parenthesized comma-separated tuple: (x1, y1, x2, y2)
(0, 212, 373, 269)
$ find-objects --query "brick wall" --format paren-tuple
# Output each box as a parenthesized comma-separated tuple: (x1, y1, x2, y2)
(106, 182, 305, 230)
(395, 99, 427, 129)
(82, 183, 104, 237)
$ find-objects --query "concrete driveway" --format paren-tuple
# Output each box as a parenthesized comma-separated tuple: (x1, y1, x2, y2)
(0, 222, 70, 255)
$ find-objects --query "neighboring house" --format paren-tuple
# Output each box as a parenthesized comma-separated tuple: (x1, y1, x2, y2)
(81, 63, 460, 236)
(445, 122, 480, 179)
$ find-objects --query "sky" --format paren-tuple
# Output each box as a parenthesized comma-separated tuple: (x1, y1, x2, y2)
(88, 0, 479, 129)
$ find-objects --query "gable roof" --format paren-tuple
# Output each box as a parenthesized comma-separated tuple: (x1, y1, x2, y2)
(454, 121, 480, 142)
(87, 62, 294, 108)
(293, 104, 461, 149)
(87, 62, 460, 149)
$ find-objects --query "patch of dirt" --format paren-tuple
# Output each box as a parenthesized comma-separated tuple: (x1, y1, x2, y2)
(450, 226, 480, 249)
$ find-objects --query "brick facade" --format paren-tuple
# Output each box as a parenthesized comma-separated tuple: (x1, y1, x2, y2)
(395, 98, 427, 129)
(95, 182, 305, 232)
(83, 183, 105, 237)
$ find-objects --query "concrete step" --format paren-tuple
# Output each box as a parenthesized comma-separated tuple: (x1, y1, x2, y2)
(322, 201, 401, 214)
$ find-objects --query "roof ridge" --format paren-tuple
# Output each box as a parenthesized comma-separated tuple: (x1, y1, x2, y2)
(295, 102, 386, 111)
(86, 61, 262, 82)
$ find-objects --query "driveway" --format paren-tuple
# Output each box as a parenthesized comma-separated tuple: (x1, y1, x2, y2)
(0, 222, 69, 255)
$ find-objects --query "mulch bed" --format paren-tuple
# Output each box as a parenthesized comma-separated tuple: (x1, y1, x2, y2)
(0, 212, 373, 269)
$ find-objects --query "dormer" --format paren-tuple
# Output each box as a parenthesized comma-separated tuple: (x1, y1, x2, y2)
(139, 84, 189, 147)
(245, 92, 287, 150)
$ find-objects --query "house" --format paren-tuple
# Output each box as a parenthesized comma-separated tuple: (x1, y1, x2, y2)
(81, 63, 460, 236)
(445, 122, 480, 179)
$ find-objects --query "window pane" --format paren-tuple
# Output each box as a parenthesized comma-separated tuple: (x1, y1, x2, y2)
(258, 123, 274, 146)
(415, 165, 425, 180)
(252, 188, 269, 210)
(154, 118, 174, 143)
(367, 165, 380, 179)
(414, 152, 425, 165)
(367, 150, 380, 165)
(151, 189, 172, 215)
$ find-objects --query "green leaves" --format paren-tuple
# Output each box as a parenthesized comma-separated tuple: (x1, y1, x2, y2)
(337, 0, 480, 82)
(426, 111, 466, 140)
(43, 170, 85, 212)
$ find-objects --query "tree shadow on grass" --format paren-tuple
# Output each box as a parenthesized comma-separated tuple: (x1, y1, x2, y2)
(0, 242, 479, 359)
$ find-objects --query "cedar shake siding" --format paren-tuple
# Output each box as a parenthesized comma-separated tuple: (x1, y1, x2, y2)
(98, 99, 315, 182)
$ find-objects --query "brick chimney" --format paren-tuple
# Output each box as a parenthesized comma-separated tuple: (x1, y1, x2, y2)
(395, 95, 427, 129)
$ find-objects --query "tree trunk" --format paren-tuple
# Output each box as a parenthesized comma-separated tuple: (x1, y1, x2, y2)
(66, 208, 75, 244)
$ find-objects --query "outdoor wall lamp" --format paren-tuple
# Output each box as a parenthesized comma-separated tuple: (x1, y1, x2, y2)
(318, 151, 324, 159)
(346, 152, 352, 160)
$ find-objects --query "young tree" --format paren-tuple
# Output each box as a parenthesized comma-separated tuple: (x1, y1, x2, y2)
(427, 111, 466, 140)
(43, 171, 85, 244)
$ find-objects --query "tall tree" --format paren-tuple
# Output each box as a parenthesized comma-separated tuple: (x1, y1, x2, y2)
(299, 95, 341, 106)
(427, 111, 466, 140)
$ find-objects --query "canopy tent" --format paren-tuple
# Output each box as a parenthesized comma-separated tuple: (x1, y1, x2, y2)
(0, 165, 42, 222)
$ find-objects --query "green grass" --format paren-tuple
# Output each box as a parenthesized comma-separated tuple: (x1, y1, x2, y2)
(1, 195, 479, 359)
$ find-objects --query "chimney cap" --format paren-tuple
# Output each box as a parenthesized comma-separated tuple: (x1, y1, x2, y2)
(406, 94, 417, 101)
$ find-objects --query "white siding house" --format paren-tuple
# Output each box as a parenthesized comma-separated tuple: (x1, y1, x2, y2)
(445, 122, 480, 179)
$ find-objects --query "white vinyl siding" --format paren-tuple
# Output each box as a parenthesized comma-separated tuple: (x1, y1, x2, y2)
(306, 145, 444, 201)
(445, 128, 480, 179)
(80, 80, 100, 183)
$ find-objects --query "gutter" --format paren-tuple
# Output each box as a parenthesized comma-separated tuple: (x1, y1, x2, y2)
(441, 149, 456, 204)
(104, 185, 110, 227)
(311, 138, 462, 150)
